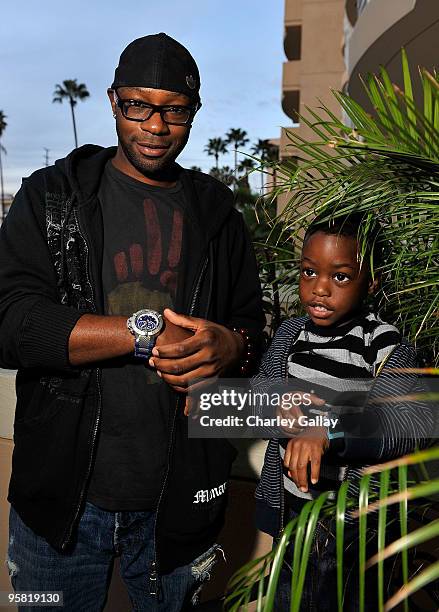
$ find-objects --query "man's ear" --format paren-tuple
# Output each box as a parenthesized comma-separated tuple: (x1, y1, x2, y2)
(107, 88, 116, 116)
(368, 274, 380, 295)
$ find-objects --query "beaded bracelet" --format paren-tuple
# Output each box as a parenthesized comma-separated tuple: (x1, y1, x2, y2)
(231, 327, 257, 376)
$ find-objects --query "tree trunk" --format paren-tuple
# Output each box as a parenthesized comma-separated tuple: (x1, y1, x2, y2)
(0, 144, 4, 222)
(234, 146, 238, 192)
(215, 152, 219, 169)
(69, 98, 78, 148)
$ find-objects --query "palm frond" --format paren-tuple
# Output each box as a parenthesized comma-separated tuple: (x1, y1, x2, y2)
(262, 51, 439, 363)
(226, 445, 439, 610)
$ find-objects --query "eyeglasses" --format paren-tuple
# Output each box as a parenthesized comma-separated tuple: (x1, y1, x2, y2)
(113, 90, 196, 125)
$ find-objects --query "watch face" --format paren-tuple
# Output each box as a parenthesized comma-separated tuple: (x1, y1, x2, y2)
(135, 311, 162, 335)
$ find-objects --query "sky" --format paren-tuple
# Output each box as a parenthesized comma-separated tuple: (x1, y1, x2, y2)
(0, 0, 287, 195)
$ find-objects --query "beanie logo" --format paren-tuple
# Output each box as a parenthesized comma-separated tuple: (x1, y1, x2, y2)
(186, 75, 196, 89)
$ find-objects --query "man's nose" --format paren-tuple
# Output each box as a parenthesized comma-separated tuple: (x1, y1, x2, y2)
(140, 110, 169, 134)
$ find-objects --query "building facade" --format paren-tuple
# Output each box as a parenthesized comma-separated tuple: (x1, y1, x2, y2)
(279, 0, 346, 211)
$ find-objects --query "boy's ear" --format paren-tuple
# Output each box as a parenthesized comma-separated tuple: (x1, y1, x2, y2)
(368, 275, 380, 295)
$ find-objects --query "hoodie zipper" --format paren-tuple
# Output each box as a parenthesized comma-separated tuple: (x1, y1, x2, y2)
(189, 256, 209, 315)
(61, 369, 102, 549)
(149, 252, 209, 594)
(148, 395, 179, 595)
(60, 208, 101, 550)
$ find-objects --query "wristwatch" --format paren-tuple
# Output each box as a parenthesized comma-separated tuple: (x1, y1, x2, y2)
(127, 309, 164, 359)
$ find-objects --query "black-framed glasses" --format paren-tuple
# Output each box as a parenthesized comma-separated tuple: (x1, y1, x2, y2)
(113, 90, 196, 125)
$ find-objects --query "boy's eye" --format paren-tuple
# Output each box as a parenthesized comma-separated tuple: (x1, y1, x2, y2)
(334, 272, 351, 282)
(302, 267, 316, 278)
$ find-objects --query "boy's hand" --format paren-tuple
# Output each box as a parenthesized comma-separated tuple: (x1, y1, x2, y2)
(278, 392, 325, 435)
(283, 427, 329, 492)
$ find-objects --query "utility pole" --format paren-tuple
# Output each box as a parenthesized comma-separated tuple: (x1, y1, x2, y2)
(0, 148, 4, 223)
(44, 148, 50, 167)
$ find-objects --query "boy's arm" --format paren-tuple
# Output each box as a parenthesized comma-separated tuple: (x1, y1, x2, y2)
(335, 341, 435, 463)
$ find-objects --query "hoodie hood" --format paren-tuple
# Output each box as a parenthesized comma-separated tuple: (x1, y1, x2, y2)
(54, 145, 235, 240)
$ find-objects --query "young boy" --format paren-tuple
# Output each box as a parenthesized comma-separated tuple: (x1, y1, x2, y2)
(254, 214, 433, 611)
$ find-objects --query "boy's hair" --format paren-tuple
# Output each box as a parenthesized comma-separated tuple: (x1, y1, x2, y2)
(303, 212, 383, 271)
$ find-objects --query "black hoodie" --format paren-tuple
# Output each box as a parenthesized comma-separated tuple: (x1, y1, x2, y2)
(0, 145, 264, 575)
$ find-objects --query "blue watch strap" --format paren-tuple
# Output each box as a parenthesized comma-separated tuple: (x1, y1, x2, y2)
(327, 431, 344, 440)
(134, 336, 156, 359)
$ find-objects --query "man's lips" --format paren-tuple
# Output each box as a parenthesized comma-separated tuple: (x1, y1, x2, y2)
(135, 142, 170, 157)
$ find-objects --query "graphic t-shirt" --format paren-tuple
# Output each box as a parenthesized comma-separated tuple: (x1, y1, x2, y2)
(87, 160, 185, 510)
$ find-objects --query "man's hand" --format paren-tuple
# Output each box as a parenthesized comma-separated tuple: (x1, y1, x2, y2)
(149, 308, 244, 393)
(158, 310, 194, 346)
(278, 392, 325, 435)
(283, 426, 329, 493)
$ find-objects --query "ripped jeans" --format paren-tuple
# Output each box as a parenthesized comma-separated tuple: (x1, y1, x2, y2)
(7, 503, 221, 612)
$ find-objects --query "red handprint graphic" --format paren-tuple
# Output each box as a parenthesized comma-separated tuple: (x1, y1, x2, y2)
(107, 198, 183, 316)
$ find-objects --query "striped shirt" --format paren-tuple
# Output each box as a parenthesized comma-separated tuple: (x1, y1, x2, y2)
(253, 316, 433, 536)
(280, 312, 400, 503)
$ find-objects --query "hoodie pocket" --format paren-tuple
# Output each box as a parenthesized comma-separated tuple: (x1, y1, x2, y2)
(10, 390, 96, 500)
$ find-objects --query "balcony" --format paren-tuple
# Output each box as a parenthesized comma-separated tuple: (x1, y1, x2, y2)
(284, 24, 302, 61)
(357, 0, 369, 15)
(346, 0, 371, 25)
(282, 91, 300, 122)
(284, 0, 302, 23)
(346, 0, 439, 109)
(282, 60, 300, 90)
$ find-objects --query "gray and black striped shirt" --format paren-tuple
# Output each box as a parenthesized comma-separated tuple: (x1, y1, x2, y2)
(280, 312, 400, 503)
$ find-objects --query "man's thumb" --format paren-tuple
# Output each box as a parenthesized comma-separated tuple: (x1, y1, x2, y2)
(164, 308, 200, 331)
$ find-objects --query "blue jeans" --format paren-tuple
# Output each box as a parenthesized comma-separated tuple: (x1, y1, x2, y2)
(275, 508, 397, 612)
(7, 503, 220, 611)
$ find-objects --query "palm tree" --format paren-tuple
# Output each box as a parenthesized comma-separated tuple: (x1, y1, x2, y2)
(236, 157, 255, 191)
(0, 111, 7, 221)
(53, 79, 90, 148)
(204, 138, 228, 169)
(226, 128, 249, 179)
(251, 138, 279, 192)
(209, 165, 235, 187)
(227, 50, 439, 611)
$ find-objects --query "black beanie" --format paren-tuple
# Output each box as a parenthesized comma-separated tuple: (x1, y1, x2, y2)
(111, 33, 201, 104)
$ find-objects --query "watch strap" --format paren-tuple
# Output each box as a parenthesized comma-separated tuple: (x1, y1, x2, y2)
(134, 335, 156, 359)
(327, 430, 344, 440)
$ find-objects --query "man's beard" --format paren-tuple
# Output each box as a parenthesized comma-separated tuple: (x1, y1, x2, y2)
(116, 126, 190, 178)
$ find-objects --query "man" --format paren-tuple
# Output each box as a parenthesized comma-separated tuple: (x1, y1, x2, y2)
(0, 33, 264, 610)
